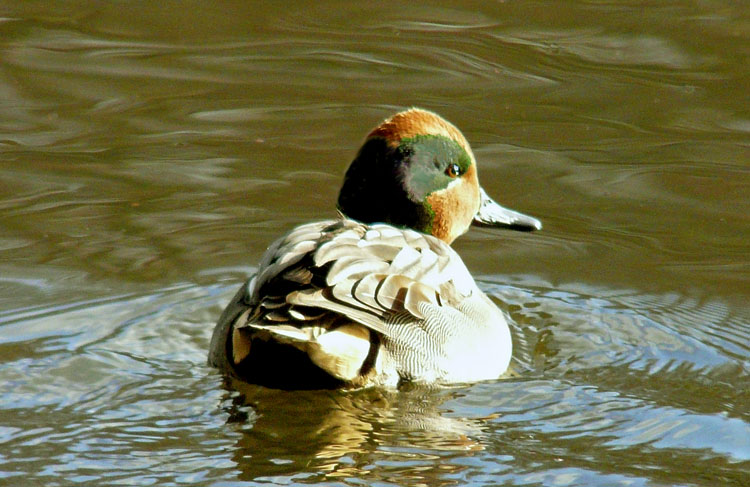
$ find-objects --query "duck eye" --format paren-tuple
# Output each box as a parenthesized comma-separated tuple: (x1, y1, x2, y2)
(446, 163, 461, 178)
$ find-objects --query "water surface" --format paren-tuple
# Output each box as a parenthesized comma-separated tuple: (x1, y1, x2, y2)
(1, 1, 748, 486)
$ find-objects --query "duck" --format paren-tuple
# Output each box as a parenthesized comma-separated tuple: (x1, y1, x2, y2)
(208, 108, 541, 390)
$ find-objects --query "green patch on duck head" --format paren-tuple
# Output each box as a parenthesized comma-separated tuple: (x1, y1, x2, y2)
(396, 134, 473, 202)
(337, 134, 473, 236)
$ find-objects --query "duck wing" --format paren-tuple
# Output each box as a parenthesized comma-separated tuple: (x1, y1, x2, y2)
(212, 218, 482, 386)
(248, 218, 478, 329)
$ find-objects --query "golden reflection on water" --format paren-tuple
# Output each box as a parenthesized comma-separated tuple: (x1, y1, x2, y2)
(225, 380, 487, 483)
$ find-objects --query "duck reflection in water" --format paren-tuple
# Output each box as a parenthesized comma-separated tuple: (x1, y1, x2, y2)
(221, 378, 491, 483)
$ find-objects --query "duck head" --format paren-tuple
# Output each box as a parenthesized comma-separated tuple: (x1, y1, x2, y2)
(337, 108, 541, 244)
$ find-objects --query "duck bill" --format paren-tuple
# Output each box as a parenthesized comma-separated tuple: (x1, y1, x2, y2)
(473, 187, 542, 232)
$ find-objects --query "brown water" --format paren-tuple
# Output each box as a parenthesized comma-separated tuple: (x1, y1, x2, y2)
(1, 1, 749, 485)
